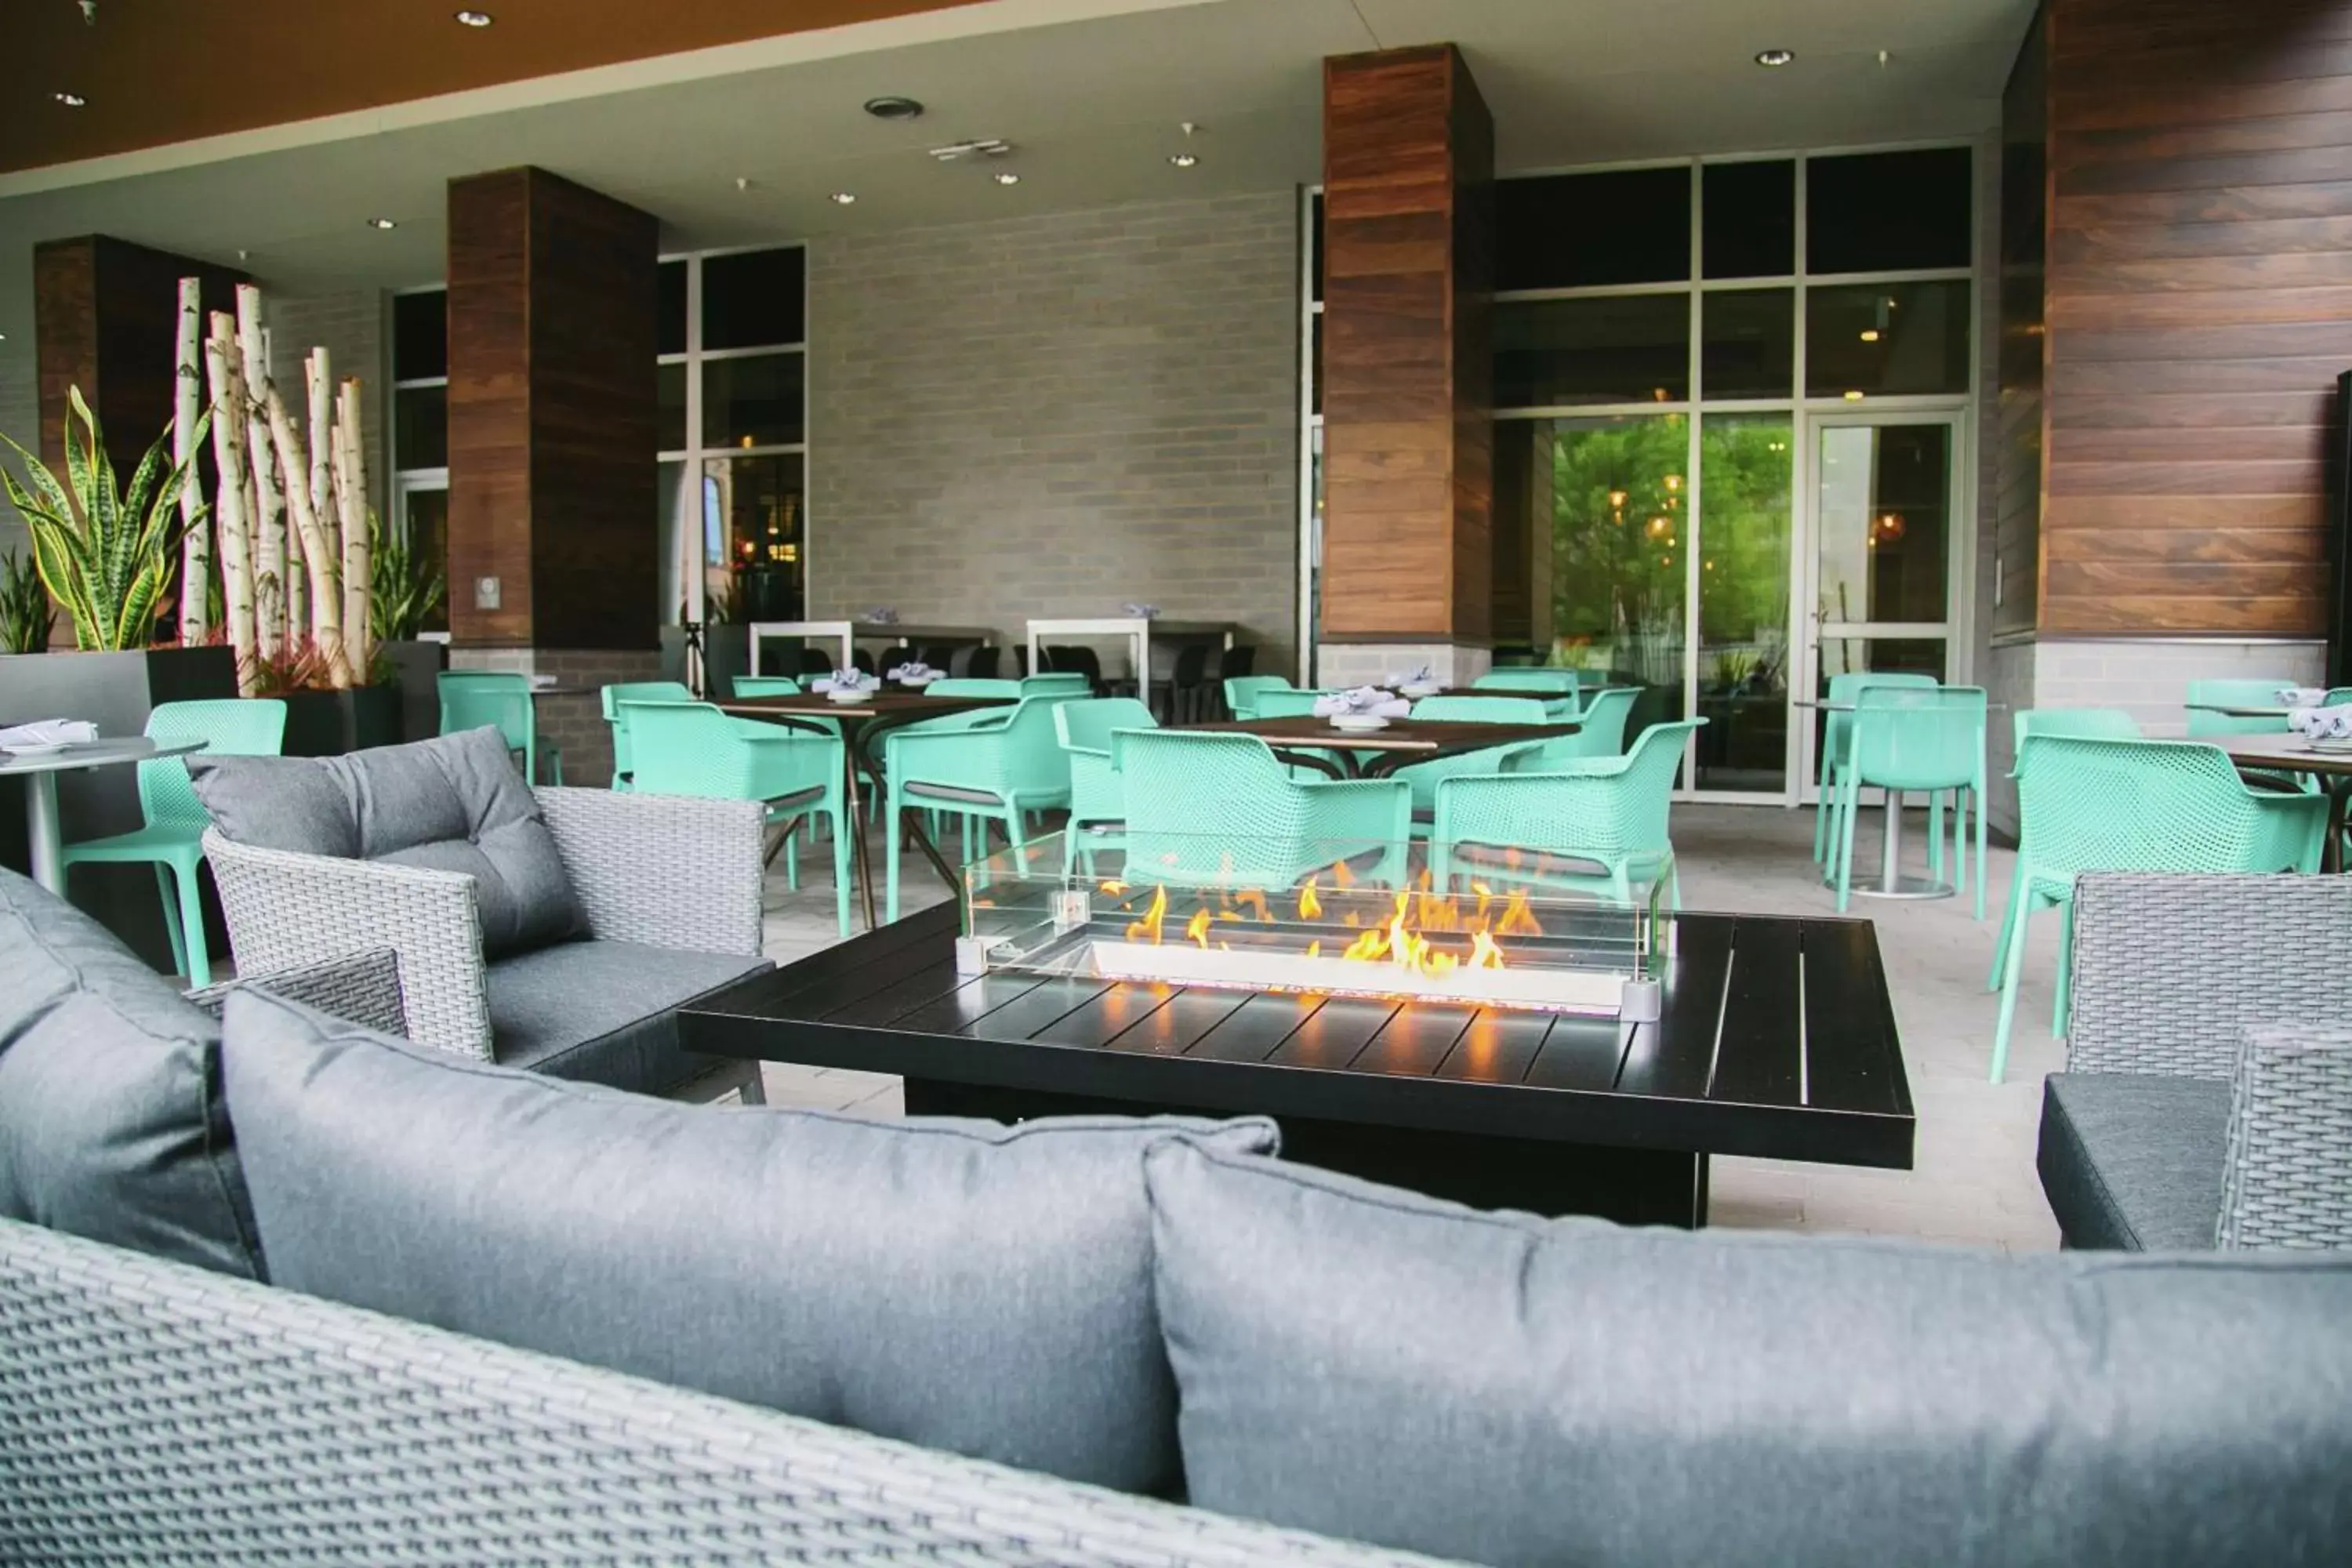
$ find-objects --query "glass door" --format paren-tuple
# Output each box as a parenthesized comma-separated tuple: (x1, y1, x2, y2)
(390, 473, 449, 636)
(1800, 416, 1962, 799)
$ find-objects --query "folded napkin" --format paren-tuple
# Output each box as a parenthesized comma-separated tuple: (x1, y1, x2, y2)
(860, 607, 901, 625)
(0, 719, 98, 750)
(887, 662, 941, 683)
(1312, 686, 1411, 720)
(2276, 686, 2328, 707)
(2288, 704, 2352, 741)
(1120, 603, 1161, 620)
(810, 670, 878, 694)
(1386, 665, 1436, 688)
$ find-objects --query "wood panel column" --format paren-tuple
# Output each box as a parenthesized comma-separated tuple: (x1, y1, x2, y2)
(446, 166, 658, 652)
(1318, 44, 1494, 687)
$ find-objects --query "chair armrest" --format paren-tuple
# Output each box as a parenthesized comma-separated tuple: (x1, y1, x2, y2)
(2219, 1023, 2352, 1250)
(1296, 778, 1414, 844)
(186, 948, 408, 1037)
(202, 832, 492, 1058)
(535, 787, 766, 959)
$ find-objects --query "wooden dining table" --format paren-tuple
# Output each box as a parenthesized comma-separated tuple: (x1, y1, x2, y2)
(2215, 732, 2352, 873)
(1169, 713, 1582, 779)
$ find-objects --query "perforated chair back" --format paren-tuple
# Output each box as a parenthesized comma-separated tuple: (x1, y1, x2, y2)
(1439, 719, 1700, 863)
(725, 677, 800, 699)
(1223, 676, 1294, 719)
(1475, 669, 1579, 698)
(928, 678, 1021, 699)
(1407, 695, 1548, 724)
(1851, 687, 1987, 793)
(1111, 728, 1410, 887)
(1501, 688, 1639, 770)
(1254, 688, 1330, 719)
(141, 699, 287, 833)
(2015, 735, 2327, 883)
(2014, 707, 2139, 753)
(603, 681, 697, 788)
(2187, 677, 2299, 736)
(437, 672, 532, 752)
(621, 699, 837, 804)
(1056, 698, 1156, 833)
(1022, 673, 1092, 696)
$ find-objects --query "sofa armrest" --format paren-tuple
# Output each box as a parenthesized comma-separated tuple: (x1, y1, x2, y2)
(535, 787, 765, 959)
(202, 831, 492, 1058)
(2218, 1023, 2352, 1250)
(186, 948, 407, 1037)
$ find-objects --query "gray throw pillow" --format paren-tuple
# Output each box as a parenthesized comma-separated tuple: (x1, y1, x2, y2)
(191, 726, 578, 956)
(1146, 1140, 2352, 1568)
(0, 868, 261, 1279)
(222, 988, 1279, 1497)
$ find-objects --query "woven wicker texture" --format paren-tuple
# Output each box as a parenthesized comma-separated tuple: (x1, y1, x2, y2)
(2220, 1025, 2352, 1250)
(537, 786, 767, 958)
(185, 948, 407, 1035)
(2063, 874, 2352, 1079)
(0, 1219, 1450, 1566)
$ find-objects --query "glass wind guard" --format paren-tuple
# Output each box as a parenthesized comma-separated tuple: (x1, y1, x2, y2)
(960, 835, 1668, 1019)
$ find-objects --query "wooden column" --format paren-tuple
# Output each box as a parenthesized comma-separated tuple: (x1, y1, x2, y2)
(1318, 45, 1494, 678)
(33, 236, 242, 487)
(446, 166, 657, 649)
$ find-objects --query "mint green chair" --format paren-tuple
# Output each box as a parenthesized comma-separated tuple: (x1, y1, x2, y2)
(601, 681, 696, 790)
(622, 699, 854, 937)
(1499, 688, 1639, 772)
(1432, 718, 1705, 908)
(728, 676, 803, 699)
(1393, 695, 1548, 821)
(1832, 688, 1988, 919)
(1223, 675, 1294, 719)
(1475, 669, 1578, 698)
(1812, 671, 1939, 866)
(1254, 688, 1332, 718)
(1985, 734, 2329, 1083)
(1021, 673, 1091, 697)
(2016, 708, 2140, 747)
(1110, 729, 1411, 892)
(927, 678, 1021, 699)
(2187, 677, 2298, 736)
(60, 698, 286, 986)
(1054, 697, 1156, 870)
(440, 671, 560, 785)
(883, 695, 1076, 920)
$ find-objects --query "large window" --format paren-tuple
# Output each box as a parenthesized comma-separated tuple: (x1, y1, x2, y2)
(659, 246, 808, 626)
(389, 288, 448, 634)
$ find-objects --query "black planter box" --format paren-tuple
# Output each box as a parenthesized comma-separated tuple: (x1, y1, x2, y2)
(278, 684, 405, 758)
(376, 639, 449, 743)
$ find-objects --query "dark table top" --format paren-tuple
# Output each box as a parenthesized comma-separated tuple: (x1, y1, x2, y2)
(2216, 732, 2352, 778)
(681, 902, 1915, 1171)
(1173, 714, 1582, 755)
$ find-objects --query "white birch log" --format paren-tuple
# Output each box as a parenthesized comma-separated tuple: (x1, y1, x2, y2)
(172, 278, 209, 645)
(264, 388, 350, 688)
(202, 316, 260, 695)
(333, 379, 374, 675)
(234, 285, 285, 659)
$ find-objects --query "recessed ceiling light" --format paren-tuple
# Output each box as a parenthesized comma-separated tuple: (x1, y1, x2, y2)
(1168, 152, 1198, 169)
(453, 9, 493, 25)
(1843, 390, 1865, 401)
(1755, 49, 1795, 67)
(1858, 328, 1882, 343)
(829, 191, 857, 205)
(366, 217, 397, 230)
(863, 95, 924, 121)
(54, 91, 86, 107)
(993, 172, 1021, 186)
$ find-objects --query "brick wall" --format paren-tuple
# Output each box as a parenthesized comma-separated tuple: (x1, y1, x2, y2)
(265, 286, 390, 523)
(807, 190, 1301, 682)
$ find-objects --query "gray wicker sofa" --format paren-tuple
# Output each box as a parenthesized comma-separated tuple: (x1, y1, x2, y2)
(2037, 873, 2352, 1250)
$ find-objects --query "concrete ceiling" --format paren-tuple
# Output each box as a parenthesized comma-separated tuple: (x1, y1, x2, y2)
(0, 0, 2034, 350)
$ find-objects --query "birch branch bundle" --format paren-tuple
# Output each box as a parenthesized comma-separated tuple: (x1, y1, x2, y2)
(333, 378, 374, 674)
(172, 278, 208, 644)
(201, 314, 259, 696)
(234, 286, 285, 658)
(263, 387, 350, 688)
(305, 350, 336, 663)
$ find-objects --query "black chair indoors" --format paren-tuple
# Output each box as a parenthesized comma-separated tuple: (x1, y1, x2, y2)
(1048, 644, 1106, 697)
(1158, 643, 1212, 724)
(920, 645, 956, 672)
(961, 646, 1002, 680)
(1217, 646, 1257, 718)
(796, 646, 836, 678)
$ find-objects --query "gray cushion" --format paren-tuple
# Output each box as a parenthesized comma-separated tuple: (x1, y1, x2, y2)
(1146, 1139, 2352, 1568)
(0, 867, 260, 1279)
(2038, 1073, 2230, 1250)
(221, 988, 1279, 1497)
(190, 727, 578, 956)
(485, 938, 771, 1094)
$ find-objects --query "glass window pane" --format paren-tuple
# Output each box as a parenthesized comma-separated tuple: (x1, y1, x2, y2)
(658, 261, 688, 356)
(1310, 312, 1323, 417)
(1700, 289, 1793, 401)
(1310, 191, 1324, 304)
(400, 484, 448, 634)
(1497, 169, 1691, 289)
(1814, 423, 1952, 626)
(1695, 415, 1791, 793)
(1521, 415, 1689, 743)
(1495, 296, 1690, 408)
(707, 452, 805, 622)
(1806, 281, 1971, 398)
(392, 291, 445, 381)
(1806, 148, 1972, 274)
(394, 384, 446, 471)
(702, 352, 804, 448)
(1702, 161, 1795, 279)
(702, 248, 805, 350)
(657, 362, 687, 453)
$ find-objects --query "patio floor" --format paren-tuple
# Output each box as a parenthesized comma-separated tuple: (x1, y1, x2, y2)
(755, 803, 2066, 1252)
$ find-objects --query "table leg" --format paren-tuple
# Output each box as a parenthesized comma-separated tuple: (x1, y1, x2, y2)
(840, 745, 878, 930)
(1881, 789, 1903, 886)
(1827, 786, 1955, 900)
(25, 771, 65, 895)
(849, 713, 967, 905)
(2325, 779, 2351, 875)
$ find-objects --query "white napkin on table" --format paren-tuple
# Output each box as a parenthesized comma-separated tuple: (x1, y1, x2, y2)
(810, 670, 878, 694)
(1312, 687, 1411, 720)
(1386, 665, 1436, 688)
(887, 662, 941, 684)
(0, 719, 98, 750)
(1120, 603, 1161, 619)
(2288, 704, 2352, 741)
(2276, 686, 2328, 708)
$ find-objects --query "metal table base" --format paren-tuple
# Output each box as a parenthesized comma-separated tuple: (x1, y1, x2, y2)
(1826, 791, 1955, 902)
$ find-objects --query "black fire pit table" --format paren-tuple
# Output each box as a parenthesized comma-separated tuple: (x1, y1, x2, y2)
(679, 901, 1915, 1226)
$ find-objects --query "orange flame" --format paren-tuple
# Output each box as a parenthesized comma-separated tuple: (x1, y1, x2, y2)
(1297, 877, 1323, 920)
(1098, 880, 1129, 895)
(1236, 888, 1272, 923)
(1125, 884, 1167, 942)
(1330, 860, 1358, 889)
(1115, 872, 1524, 981)
(1494, 889, 1543, 938)
(1468, 931, 1505, 969)
(1185, 906, 1212, 949)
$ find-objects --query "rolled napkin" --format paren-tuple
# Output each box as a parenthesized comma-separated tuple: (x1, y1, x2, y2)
(1120, 603, 1162, 620)
(2276, 686, 2328, 708)
(1386, 664, 1436, 688)
(810, 669, 877, 694)
(860, 607, 901, 625)
(887, 662, 941, 684)
(1312, 686, 1412, 720)
(0, 718, 99, 750)
(2288, 704, 2352, 742)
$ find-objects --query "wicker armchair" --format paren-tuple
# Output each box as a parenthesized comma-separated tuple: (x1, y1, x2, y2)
(204, 788, 770, 1101)
(2038, 873, 2352, 1250)
(185, 947, 408, 1036)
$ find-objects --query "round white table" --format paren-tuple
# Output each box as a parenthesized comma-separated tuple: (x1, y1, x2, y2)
(1, 739, 205, 896)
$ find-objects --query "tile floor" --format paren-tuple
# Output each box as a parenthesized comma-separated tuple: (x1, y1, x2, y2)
(753, 803, 2068, 1251)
